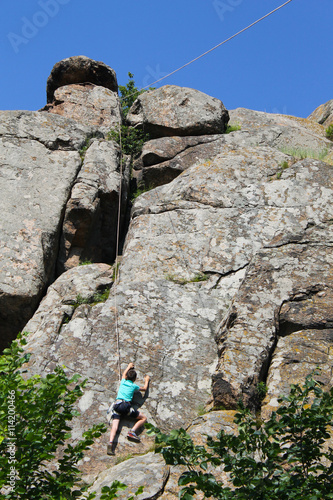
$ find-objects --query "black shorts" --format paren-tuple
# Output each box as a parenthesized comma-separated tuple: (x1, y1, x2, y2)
(112, 400, 139, 420)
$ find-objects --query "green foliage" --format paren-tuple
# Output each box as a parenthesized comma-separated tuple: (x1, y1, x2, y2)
(99, 481, 143, 500)
(79, 259, 94, 266)
(118, 72, 146, 118)
(130, 184, 154, 201)
(326, 124, 333, 140)
(196, 404, 208, 416)
(107, 125, 149, 159)
(256, 381, 268, 400)
(279, 146, 329, 161)
(107, 73, 153, 161)
(225, 124, 241, 134)
(165, 272, 209, 285)
(0, 334, 106, 499)
(147, 375, 333, 499)
(72, 288, 111, 309)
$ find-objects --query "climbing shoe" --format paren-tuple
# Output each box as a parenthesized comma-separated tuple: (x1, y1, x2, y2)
(127, 430, 140, 442)
(107, 443, 115, 455)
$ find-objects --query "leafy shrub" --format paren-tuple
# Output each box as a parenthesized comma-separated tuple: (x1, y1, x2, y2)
(147, 374, 333, 499)
(107, 125, 149, 160)
(107, 73, 153, 161)
(118, 72, 147, 118)
(0, 334, 106, 499)
(326, 124, 333, 140)
(225, 124, 241, 134)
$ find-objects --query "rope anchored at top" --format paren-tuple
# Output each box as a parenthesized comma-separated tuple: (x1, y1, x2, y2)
(120, 0, 294, 102)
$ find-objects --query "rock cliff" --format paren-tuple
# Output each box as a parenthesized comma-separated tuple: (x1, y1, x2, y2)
(1, 56, 332, 497)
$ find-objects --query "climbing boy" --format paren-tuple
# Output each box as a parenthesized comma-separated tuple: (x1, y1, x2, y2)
(107, 362, 150, 455)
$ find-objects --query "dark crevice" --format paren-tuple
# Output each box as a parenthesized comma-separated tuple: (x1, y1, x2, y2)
(279, 320, 333, 337)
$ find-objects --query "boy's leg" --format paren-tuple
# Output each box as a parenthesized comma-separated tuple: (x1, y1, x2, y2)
(108, 417, 120, 454)
(127, 412, 147, 441)
(109, 417, 120, 443)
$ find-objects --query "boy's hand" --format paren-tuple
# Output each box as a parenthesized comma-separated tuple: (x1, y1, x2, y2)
(145, 375, 150, 382)
(128, 362, 134, 369)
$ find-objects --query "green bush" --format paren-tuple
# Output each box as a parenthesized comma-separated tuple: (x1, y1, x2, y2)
(225, 124, 241, 134)
(107, 125, 149, 160)
(0, 334, 106, 499)
(325, 124, 333, 140)
(147, 374, 333, 499)
(118, 72, 147, 118)
(107, 73, 153, 161)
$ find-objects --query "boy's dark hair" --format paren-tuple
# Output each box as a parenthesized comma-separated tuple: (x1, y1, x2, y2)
(126, 368, 137, 382)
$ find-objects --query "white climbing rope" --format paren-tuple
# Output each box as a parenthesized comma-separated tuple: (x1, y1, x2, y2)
(113, 126, 123, 381)
(112, 0, 295, 379)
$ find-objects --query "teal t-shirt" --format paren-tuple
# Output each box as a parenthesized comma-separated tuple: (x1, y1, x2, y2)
(116, 379, 140, 402)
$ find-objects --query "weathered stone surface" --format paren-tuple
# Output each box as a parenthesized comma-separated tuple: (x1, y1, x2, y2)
(0, 110, 93, 150)
(141, 135, 222, 167)
(262, 328, 333, 419)
(137, 108, 332, 188)
(160, 410, 238, 498)
(46, 56, 118, 103)
(127, 85, 229, 137)
(228, 107, 331, 153)
(57, 138, 130, 272)
(44, 84, 122, 132)
(24, 264, 114, 355)
(0, 111, 84, 349)
(138, 137, 225, 187)
(187, 410, 238, 445)
(21, 134, 333, 483)
(213, 243, 333, 409)
(308, 99, 333, 128)
(88, 452, 169, 500)
(279, 288, 333, 335)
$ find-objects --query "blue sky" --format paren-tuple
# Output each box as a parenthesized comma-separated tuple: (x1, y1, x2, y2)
(0, 0, 331, 118)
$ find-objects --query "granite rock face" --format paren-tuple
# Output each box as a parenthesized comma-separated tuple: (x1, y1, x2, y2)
(0, 83, 124, 349)
(0, 110, 87, 349)
(308, 99, 333, 128)
(134, 106, 332, 188)
(2, 60, 333, 496)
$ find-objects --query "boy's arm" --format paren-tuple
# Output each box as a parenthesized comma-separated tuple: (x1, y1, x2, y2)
(139, 375, 150, 392)
(122, 362, 134, 379)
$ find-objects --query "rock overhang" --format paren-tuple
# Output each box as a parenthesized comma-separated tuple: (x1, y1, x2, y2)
(46, 55, 118, 103)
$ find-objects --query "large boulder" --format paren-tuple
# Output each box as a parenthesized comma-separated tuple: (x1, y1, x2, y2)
(46, 56, 118, 103)
(44, 84, 122, 132)
(87, 452, 169, 500)
(127, 85, 229, 137)
(0, 106, 130, 349)
(308, 99, 333, 128)
(262, 328, 333, 419)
